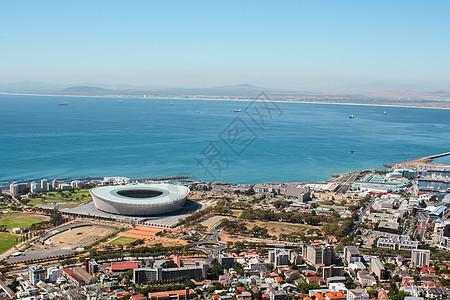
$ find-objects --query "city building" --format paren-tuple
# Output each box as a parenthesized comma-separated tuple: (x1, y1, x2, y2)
(10, 182, 28, 195)
(322, 265, 344, 280)
(71, 180, 83, 188)
(325, 292, 346, 300)
(343, 246, 361, 264)
(41, 179, 48, 191)
(269, 249, 289, 268)
(58, 183, 71, 190)
(282, 186, 311, 202)
(269, 290, 287, 300)
(370, 258, 386, 279)
(219, 254, 235, 267)
(289, 250, 303, 265)
(111, 262, 140, 272)
(305, 244, 333, 266)
(85, 258, 99, 274)
(29, 265, 46, 285)
(411, 249, 430, 267)
(357, 271, 376, 287)
(148, 289, 194, 300)
(133, 264, 208, 284)
(347, 289, 370, 300)
(52, 179, 59, 190)
(47, 267, 62, 283)
(433, 221, 450, 246)
(377, 236, 418, 250)
(62, 267, 95, 286)
(30, 181, 40, 193)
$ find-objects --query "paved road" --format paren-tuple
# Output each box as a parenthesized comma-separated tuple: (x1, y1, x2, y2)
(356, 197, 375, 224)
(192, 224, 227, 262)
(413, 213, 428, 241)
(336, 172, 359, 194)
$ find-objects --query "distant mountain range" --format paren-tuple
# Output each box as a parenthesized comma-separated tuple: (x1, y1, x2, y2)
(0, 81, 449, 108)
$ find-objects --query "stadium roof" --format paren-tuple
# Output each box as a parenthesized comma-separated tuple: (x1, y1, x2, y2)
(90, 184, 189, 205)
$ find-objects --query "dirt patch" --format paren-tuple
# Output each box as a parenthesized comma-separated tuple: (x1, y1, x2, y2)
(121, 226, 188, 247)
(245, 220, 321, 237)
(201, 215, 229, 230)
(42, 225, 116, 249)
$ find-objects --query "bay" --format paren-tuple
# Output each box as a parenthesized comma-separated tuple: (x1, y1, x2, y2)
(0, 94, 449, 184)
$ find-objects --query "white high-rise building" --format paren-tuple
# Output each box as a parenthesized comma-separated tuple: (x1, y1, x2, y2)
(41, 179, 48, 191)
(71, 180, 83, 188)
(10, 183, 19, 195)
(52, 179, 59, 190)
(10, 182, 28, 195)
(30, 181, 40, 193)
(411, 249, 430, 267)
(29, 265, 46, 285)
(47, 267, 62, 283)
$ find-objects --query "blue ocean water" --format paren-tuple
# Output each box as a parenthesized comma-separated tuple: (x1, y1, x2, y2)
(0, 94, 449, 184)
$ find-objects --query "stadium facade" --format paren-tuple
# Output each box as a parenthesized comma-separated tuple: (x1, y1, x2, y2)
(90, 184, 189, 216)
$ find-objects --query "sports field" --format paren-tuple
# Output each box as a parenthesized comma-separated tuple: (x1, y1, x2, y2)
(110, 236, 139, 246)
(0, 232, 20, 254)
(27, 189, 92, 205)
(0, 213, 49, 230)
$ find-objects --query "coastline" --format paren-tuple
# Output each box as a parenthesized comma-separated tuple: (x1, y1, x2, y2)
(1, 91, 449, 110)
(2, 153, 449, 188)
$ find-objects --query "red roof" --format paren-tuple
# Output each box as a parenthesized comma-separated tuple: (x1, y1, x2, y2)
(237, 287, 245, 292)
(314, 293, 326, 300)
(325, 292, 346, 300)
(148, 289, 194, 299)
(111, 262, 139, 271)
(62, 268, 84, 284)
(131, 295, 145, 300)
(307, 276, 322, 284)
(275, 277, 284, 283)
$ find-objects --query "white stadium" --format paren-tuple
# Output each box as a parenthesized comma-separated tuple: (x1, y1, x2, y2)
(90, 184, 189, 216)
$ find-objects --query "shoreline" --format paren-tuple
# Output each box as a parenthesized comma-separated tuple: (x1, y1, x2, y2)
(1, 92, 449, 110)
(2, 153, 449, 188)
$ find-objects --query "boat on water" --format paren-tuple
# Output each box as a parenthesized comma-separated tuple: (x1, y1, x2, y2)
(349, 114, 354, 119)
(209, 151, 214, 157)
(118, 100, 122, 103)
(384, 111, 387, 115)
(234, 109, 242, 112)
(58, 102, 68, 106)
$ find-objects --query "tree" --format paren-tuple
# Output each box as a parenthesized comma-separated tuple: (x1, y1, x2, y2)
(161, 260, 178, 268)
(368, 290, 378, 298)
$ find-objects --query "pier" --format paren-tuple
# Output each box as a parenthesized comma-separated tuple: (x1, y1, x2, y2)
(135, 175, 190, 181)
(419, 186, 450, 193)
(419, 177, 450, 184)
(385, 151, 450, 169)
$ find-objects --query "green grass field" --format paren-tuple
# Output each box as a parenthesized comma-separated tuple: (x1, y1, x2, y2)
(264, 222, 318, 229)
(110, 236, 139, 246)
(0, 232, 20, 254)
(0, 214, 47, 230)
(28, 189, 92, 205)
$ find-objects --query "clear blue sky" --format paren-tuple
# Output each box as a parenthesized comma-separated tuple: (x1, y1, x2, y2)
(1, 1, 449, 90)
